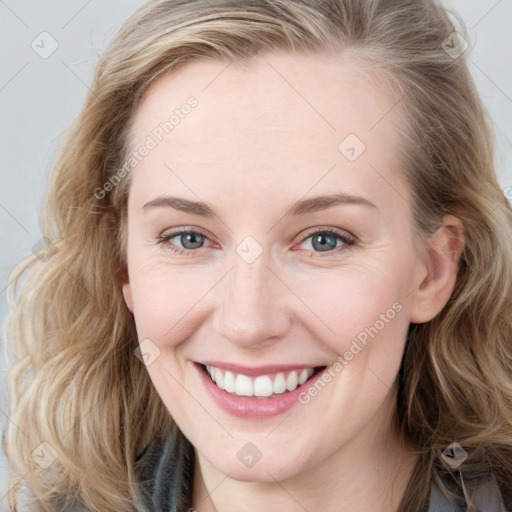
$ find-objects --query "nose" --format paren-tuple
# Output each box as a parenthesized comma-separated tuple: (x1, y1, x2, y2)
(212, 247, 292, 349)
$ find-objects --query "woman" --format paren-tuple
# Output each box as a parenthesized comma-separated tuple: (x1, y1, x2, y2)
(3, 0, 511, 511)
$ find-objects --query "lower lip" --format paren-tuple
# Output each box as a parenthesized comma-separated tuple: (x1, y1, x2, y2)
(194, 362, 325, 419)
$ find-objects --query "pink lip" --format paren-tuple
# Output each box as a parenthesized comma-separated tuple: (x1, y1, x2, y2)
(198, 360, 319, 377)
(194, 362, 326, 419)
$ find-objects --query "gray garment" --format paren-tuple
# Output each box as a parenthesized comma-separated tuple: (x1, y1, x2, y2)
(429, 475, 508, 512)
(16, 432, 508, 511)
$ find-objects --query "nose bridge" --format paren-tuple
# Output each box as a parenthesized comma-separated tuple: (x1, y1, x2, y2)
(213, 240, 290, 347)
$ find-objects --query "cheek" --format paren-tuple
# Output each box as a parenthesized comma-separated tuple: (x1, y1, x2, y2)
(287, 260, 410, 353)
(128, 259, 221, 343)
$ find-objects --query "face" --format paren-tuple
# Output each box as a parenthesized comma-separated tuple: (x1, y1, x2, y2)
(121, 51, 430, 482)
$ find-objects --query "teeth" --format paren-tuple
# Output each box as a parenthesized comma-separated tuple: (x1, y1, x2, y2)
(273, 372, 287, 394)
(224, 370, 236, 393)
(205, 365, 315, 398)
(253, 376, 273, 397)
(214, 368, 224, 389)
(298, 369, 310, 385)
(286, 371, 298, 391)
(235, 374, 253, 396)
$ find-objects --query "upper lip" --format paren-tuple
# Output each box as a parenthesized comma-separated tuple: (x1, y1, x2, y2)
(197, 360, 325, 377)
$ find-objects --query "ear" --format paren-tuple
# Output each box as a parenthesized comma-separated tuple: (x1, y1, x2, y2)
(409, 215, 465, 324)
(120, 272, 134, 314)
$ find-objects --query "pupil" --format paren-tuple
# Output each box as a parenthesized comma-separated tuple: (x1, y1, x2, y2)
(182, 233, 203, 249)
(313, 234, 336, 252)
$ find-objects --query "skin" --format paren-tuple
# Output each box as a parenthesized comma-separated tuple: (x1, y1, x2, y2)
(121, 51, 465, 511)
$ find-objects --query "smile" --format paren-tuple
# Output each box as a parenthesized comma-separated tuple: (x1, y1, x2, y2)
(205, 364, 317, 398)
(195, 362, 327, 418)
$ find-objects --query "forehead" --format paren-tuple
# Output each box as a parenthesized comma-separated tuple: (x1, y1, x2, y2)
(126, 50, 409, 212)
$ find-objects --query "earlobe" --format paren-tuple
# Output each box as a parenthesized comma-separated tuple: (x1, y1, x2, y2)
(122, 281, 134, 314)
(409, 215, 465, 324)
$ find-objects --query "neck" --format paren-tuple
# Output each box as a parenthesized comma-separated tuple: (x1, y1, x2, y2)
(191, 391, 420, 512)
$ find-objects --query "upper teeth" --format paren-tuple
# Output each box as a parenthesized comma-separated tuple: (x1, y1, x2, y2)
(205, 365, 315, 398)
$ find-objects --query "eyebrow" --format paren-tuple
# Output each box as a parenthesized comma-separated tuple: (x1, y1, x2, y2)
(142, 193, 377, 217)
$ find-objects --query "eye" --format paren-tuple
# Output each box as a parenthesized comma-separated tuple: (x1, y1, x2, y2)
(296, 227, 356, 256)
(157, 228, 214, 256)
(157, 226, 357, 257)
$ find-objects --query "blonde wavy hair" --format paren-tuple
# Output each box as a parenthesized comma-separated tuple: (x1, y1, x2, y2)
(3, 0, 512, 510)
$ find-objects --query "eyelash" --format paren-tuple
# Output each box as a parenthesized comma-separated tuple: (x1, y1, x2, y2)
(156, 226, 357, 257)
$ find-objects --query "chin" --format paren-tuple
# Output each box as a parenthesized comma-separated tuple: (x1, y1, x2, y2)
(199, 444, 313, 483)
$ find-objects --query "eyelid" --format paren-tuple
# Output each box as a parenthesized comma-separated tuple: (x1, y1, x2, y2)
(297, 225, 357, 245)
(156, 226, 216, 257)
(159, 226, 212, 241)
(292, 226, 357, 258)
(157, 225, 358, 256)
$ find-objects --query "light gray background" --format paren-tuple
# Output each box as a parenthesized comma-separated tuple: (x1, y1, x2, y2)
(1, 0, 511, 508)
